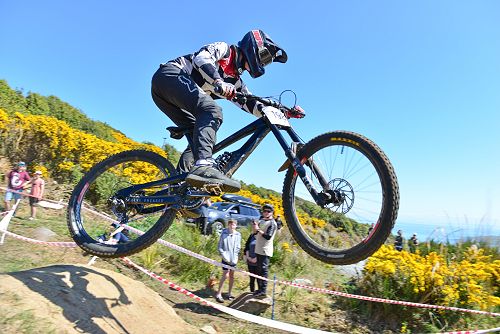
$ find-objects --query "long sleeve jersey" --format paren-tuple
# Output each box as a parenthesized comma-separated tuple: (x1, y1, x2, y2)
(255, 219, 277, 257)
(166, 42, 261, 117)
(218, 228, 242, 265)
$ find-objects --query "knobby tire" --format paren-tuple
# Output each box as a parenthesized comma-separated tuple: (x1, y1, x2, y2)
(282, 131, 399, 265)
(67, 150, 177, 258)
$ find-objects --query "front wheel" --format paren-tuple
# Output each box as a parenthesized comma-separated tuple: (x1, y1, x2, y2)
(282, 131, 399, 265)
(67, 150, 178, 258)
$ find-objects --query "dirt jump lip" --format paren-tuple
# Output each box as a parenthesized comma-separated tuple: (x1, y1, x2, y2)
(0, 264, 198, 334)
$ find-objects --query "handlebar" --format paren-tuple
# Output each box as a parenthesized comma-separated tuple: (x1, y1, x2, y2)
(213, 86, 293, 113)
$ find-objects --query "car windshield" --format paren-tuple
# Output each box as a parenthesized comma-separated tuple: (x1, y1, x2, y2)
(210, 202, 233, 211)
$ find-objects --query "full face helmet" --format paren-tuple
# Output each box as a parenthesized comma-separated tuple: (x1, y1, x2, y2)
(237, 30, 288, 78)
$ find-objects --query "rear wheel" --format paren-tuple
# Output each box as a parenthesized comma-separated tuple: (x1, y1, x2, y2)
(282, 131, 399, 265)
(67, 150, 178, 258)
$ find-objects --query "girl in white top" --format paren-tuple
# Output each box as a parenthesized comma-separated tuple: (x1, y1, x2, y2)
(215, 219, 241, 302)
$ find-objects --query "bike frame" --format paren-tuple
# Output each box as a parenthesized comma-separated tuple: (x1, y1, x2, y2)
(117, 108, 330, 208)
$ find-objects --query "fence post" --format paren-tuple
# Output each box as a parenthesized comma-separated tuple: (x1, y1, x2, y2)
(0, 199, 20, 244)
(271, 273, 276, 320)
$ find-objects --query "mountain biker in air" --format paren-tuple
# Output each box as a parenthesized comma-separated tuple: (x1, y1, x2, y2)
(151, 29, 304, 193)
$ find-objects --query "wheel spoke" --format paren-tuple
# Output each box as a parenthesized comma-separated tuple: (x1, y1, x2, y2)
(283, 132, 399, 265)
(67, 150, 178, 258)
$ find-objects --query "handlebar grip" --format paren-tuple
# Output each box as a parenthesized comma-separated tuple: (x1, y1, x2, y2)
(213, 86, 283, 110)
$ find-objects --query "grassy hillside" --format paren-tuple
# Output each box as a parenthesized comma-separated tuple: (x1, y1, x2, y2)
(1, 79, 498, 333)
(1, 193, 365, 333)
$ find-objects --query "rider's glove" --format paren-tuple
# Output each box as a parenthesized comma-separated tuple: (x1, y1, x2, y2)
(214, 79, 236, 99)
(285, 105, 306, 119)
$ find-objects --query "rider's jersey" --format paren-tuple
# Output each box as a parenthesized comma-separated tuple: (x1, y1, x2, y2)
(166, 42, 261, 117)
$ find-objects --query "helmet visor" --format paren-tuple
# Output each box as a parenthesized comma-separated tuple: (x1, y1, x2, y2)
(258, 47, 273, 67)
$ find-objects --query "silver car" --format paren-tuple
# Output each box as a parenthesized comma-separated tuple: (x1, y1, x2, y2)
(186, 195, 261, 235)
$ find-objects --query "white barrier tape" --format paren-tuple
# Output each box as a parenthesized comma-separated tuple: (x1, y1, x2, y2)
(121, 257, 335, 334)
(0, 227, 332, 334)
(2, 227, 498, 334)
(439, 328, 500, 334)
(0, 228, 77, 247)
(1, 199, 20, 244)
(80, 206, 500, 318)
(0, 186, 64, 205)
(2, 186, 499, 319)
(0, 186, 30, 198)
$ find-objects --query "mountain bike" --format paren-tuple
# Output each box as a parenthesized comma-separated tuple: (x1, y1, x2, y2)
(67, 91, 399, 265)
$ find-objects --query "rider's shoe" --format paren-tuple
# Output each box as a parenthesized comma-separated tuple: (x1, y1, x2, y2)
(186, 165, 241, 193)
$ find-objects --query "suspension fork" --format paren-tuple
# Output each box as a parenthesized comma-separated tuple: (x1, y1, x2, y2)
(270, 125, 327, 206)
(286, 128, 331, 190)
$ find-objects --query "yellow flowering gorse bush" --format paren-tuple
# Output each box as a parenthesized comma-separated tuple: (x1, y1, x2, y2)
(2, 112, 167, 183)
(361, 245, 500, 311)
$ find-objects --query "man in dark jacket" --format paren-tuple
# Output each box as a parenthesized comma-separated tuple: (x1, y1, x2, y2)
(243, 225, 258, 292)
(394, 230, 404, 251)
(252, 203, 277, 297)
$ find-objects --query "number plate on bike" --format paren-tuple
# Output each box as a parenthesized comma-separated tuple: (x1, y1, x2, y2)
(262, 106, 290, 128)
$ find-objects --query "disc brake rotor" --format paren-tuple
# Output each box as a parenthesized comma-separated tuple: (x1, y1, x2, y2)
(327, 178, 354, 214)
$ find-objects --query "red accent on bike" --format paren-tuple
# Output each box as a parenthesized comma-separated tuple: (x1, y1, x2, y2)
(293, 157, 309, 177)
(78, 182, 89, 204)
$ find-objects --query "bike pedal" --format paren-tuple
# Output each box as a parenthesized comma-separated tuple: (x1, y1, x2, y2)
(202, 183, 223, 195)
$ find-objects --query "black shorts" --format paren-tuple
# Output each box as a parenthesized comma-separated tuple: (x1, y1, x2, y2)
(29, 197, 40, 206)
(221, 260, 236, 271)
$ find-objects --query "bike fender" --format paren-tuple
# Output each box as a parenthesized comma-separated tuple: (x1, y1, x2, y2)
(278, 159, 290, 172)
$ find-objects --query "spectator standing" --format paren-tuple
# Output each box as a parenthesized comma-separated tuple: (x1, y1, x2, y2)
(197, 198, 212, 235)
(243, 225, 258, 292)
(408, 233, 419, 253)
(4, 161, 30, 211)
(368, 223, 375, 235)
(28, 170, 45, 220)
(275, 214, 283, 231)
(394, 229, 404, 251)
(215, 219, 241, 303)
(252, 203, 277, 297)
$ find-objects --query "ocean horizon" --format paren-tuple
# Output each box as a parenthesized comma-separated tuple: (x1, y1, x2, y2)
(393, 218, 499, 246)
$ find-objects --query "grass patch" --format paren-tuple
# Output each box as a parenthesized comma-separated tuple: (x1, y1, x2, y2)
(0, 292, 57, 334)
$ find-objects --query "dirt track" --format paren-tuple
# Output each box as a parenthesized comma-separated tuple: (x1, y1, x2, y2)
(0, 264, 199, 333)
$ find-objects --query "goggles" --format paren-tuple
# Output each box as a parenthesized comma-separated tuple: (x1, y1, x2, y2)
(252, 30, 274, 67)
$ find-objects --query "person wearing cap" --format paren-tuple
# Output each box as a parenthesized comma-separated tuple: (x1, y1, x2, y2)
(28, 170, 45, 220)
(394, 229, 404, 252)
(252, 203, 278, 297)
(408, 233, 419, 253)
(3, 161, 30, 212)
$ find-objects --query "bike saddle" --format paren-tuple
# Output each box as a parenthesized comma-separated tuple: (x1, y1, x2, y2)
(166, 126, 193, 140)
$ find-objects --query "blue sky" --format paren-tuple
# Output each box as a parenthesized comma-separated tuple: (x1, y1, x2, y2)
(1, 1, 499, 238)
